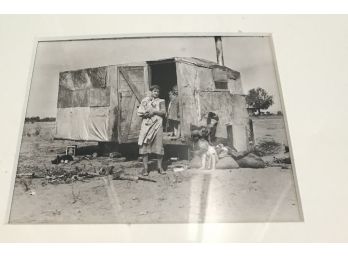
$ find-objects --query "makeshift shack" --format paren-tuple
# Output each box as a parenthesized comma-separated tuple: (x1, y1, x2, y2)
(55, 57, 252, 151)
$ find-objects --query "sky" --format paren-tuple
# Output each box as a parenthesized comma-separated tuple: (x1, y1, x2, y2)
(26, 36, 282, 117)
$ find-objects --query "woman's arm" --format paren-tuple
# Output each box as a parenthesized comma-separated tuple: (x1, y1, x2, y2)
(151, 109, 165, 117)
(149, 100, 166, 117)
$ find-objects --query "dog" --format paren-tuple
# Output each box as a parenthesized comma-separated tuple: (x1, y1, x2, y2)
(199, 139, 218, 170)
(191, 130, 218, 170)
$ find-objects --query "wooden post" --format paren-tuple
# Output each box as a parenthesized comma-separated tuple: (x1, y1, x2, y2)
(248, 118, 255, 147)
(226, 125, 233, 148)
(214, 36, 224, 66)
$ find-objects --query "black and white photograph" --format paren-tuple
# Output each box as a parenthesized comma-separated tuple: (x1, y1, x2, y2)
(8, 34, 302, 224)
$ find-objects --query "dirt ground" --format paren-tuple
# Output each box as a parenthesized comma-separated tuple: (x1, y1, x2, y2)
(9, 117, 302, 223)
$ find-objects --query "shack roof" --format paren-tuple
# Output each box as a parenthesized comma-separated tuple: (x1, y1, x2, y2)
(147, 57, 240, 79)
(60, 57, 240, 78)
(147, 57, 228, 69)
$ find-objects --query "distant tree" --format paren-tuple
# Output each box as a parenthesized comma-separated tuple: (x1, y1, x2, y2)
(40, 117, 56, 122)
(25, 116, 40, 123)
(246, 87, 274, 116)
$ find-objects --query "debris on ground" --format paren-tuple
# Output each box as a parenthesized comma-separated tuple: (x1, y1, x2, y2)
(112, 168, 157, 183)
(113, 157, 127, 162)
(51, 154, 74, 164)
(98, 166, 114, 176)
(109, 152, 122, 158)
(253, 139, 282, 156)
(262, 153, 292, 169)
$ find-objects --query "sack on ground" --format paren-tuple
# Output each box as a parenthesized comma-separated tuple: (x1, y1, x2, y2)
(216, 156, 239, 169)
(237, 153, 265, 168)
(228, 148, 248, 160)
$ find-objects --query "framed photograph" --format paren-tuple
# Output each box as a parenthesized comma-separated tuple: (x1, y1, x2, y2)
(7, 33, 302, 224)
(0, 15, 347, 242)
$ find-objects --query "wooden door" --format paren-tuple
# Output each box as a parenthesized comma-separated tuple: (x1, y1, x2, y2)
(118, 65, 147, 143)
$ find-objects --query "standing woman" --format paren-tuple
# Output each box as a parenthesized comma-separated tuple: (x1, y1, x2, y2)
(137, 85, 166, 176)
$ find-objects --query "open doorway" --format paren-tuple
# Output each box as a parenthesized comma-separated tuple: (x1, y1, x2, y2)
(148, 61, 178, 134)
(148, 61, 178, 107)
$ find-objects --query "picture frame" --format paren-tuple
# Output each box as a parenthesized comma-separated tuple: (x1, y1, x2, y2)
(0, 14, 347, 242)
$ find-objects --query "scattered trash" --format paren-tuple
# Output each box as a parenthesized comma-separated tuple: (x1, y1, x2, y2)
(28, 190, 36, 196)
(139, 210, 148, 215)
(98, 166, 114, 176)
(92, 152, 98, 158)
(109, 152, 122, 158)
(170, 157, 179, 161)
(262, 153, 292, 169)
(112, 168, 157, 183)
(51, 154, 74, 164)
(113, 157, 126, 162)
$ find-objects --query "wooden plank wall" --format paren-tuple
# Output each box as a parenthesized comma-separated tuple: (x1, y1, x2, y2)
(176, 62, 200, 138)
(198, 91, 234, 138)
(108, 65, 119, 142)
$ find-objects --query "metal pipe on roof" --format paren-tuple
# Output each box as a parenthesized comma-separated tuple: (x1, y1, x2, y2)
(214, 36, 224, 66)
